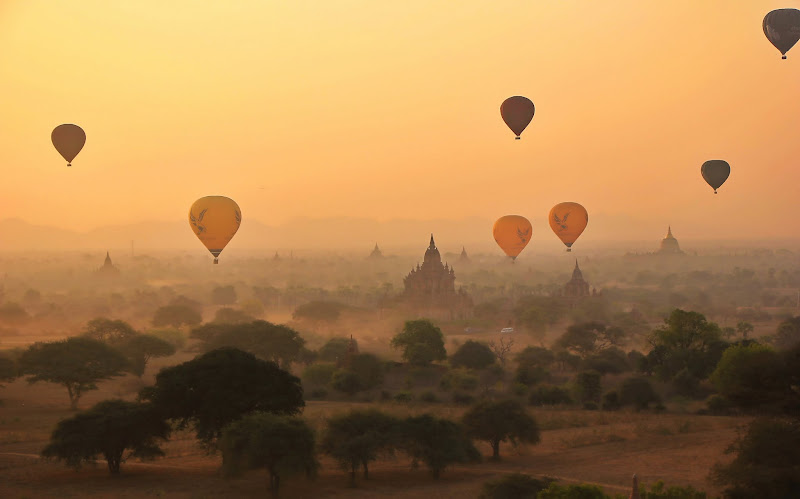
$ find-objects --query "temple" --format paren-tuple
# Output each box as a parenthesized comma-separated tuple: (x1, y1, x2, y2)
(564, 259, 591, 298)
(369, 243, 383, 259)
(96, 251, 120, 278)
(658, 226, 684, 254)
(459, 246, 470, 264)
(401, 235, 472, 320)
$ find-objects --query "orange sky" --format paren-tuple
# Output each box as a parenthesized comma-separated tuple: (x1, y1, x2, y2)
(1, 1, 799, 242)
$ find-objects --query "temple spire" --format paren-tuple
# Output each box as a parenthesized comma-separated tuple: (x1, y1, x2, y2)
(666, 226, 673, 238)
(429, 234, 436, 249)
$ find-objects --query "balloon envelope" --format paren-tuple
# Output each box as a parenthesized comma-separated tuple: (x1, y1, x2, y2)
(188, 196, 242, 263)
(51, 124, 86, 166)
(763, 9, 800, 59)
(548, 202, 588, 252)
(500, 96, 535, 139)
(493, 215, 532, 260)
(701, 160, 730, 194)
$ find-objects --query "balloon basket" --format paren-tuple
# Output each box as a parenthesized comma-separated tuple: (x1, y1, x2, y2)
(566, 249, 572, 252)
(515, 136, 521, 140)
(213, 258, 219, 265)
(783, 55, 787, 60)
(67, 163, 71, 167)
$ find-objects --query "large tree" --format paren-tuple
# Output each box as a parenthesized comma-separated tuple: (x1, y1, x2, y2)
(0, 356, 16, 386)
(645, 309, 727, 381)
(41, 400, 169, 474)
(712, 418, 800, 498)
(83, 318, 138, 344)
(450, 341, 496, 370)
(140, 347, 304, 447)
(391, 319, 447, 366)
(192, 320, 305, 369)
(555, 321, 625, 359)
(320, 409, 400, 485)
(220, 412, 317, 497)
(19, 337, 128, 409)
(292, 301, 347, 325)
(775, 316, 800, 350)
(462, 400, 540, 460)
(124, 334, 176, 377)
(400, 414, 480, 479)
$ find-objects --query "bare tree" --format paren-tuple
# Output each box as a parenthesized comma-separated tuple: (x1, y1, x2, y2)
(488, 337, 514, 367)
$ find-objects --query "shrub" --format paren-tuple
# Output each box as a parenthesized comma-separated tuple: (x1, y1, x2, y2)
(452, 392, 475, 405)
(672, 368, 700, 398)
(302, 363, 337, 387)
(574, 370, 602, 404)
(309, 388, 328, 400)
(528, 385, 572, 406)
(450, 340, 496, 370)
(419, 391, 440, 403)
(479, 473, 555, 499)
(706, 394, 733, 415)
(602, 390, 621, 411)
(440, 369, 479, 392)
(620, 376, 660, 410)
(394, 391, 414, 403)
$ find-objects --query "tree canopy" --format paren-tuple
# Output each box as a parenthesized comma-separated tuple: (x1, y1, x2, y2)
(140, 347, 304, 446)
(83, 318, 138, 344)
(191, 320, 306, 369)
(220, 412, 317, 497)
(400, 414, 480, 479)
(19, 337, 129, 409)
(124, 334, 176, 377)
(320, 409, 400, 484)
(391, 320, 447, 366)
(41, 399, 170, 474)
(646, 309, 727, 381)
(450, 341, 496, 370)
(462, 399, 540, 460)
(152, 304, 202, 328)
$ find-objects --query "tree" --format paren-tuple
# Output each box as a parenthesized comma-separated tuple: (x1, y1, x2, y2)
(556, 322, 625, 359)
(193, 321, 306, 369)
(537, 483, 608, 498)
(400, 414, 480, 479)
(736, 321, 754, 341)
(213, 307, 254, 324)
(710, 343, 789, 412)
(347, 353, 384, 389)
(319, 337, 356, 364)
(140, 348, 304, 447)
(124, 334, 176, 377)
(450, 341, 496, 370)
(574, 370, 602, 405)
(619, 376, 660, 410)
(320, 409, 400, 485)
(0, 302, 30, 325)
(488, 337, 514, 367)
(712, 418, 800, 498)
(83, 318, 138, 343)
(646, 309, 727, 381)
(302, 363, 337, 387)
(220, 412, 317, 497)
(462, 399, 540, 460)
(152, 305, 202, 328)
(774, 316, 800, 350)
(581, 347, 631, 375)
(0, 355, 16, 387)
(331, 369, 364, 395)
(41, 400, 169, 474)
(211, 285, 237, 305)
(19, 337, 128, 409)
(391, 319, 447, 366)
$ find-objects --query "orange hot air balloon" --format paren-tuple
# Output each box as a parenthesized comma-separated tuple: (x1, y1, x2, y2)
(51, 124, 86, 166)
(500, 96, 535, 139)
(548, 202, 588, 252)
(493, 215, 532, 261)
(188, 196, 242, 264)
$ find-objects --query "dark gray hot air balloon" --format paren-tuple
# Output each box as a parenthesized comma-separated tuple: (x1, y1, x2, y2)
(500, 96, 535, 139)
(51, 124, 86, 166)
(701, 160, 730, 194)
(763, 9, 800, 59)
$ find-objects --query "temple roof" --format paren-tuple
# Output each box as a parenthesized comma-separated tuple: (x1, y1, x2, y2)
(424, 233, 441, 264)
(571, 259, 585, 281)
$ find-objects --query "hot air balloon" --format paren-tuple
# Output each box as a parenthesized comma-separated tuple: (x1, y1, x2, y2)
(188, 196, 242, 264)
(763, 9, 800, 59)
(549, 202, 588, 252)
(493, 215, 532, 261)
(701, 160, 730, 194)
(500, 96, 535, 139)
(51, 124, 86, 166)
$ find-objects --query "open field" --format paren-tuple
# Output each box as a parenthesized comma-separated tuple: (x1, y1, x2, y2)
(0, 373, 745, 498)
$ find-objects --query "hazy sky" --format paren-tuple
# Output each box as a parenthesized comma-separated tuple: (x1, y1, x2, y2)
(1, 1, 799, 241)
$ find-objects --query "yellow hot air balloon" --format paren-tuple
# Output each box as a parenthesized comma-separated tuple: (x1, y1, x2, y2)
(493, 215, 532, 261)
(188, 196, 242, 264)
(51, 124, 86, 166)
(548, 202, 588, 252)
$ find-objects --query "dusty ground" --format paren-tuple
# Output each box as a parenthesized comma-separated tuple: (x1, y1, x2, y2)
(0, 374, 744, 499)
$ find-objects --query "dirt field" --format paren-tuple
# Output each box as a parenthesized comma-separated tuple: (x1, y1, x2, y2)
(0, 372, 745, 499)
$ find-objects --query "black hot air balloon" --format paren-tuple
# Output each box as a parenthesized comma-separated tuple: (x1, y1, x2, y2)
(763, 9, 800, 59)
(701, 160, 730, 194)
(500, 96, 535, 139)
(51, 124, 86, 166)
